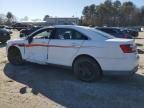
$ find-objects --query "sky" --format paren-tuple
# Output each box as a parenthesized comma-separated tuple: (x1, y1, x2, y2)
(0, 0, 144, 20)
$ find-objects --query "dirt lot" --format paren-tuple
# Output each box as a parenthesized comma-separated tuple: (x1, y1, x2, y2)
(0, 31, 144, 108)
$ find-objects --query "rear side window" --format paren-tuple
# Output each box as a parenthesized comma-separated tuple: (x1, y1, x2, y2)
(88, 28, 115, 39)
(72, 30, 88, 40)
(53, 28, 88, 40)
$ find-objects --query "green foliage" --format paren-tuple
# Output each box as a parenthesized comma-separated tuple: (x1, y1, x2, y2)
(81, 0, 144, 27)
(0, 12, 16, 25)
(6, 12, 14, 25)
(43, 15, 50, 21)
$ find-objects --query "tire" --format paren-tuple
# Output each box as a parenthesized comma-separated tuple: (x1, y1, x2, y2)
(73, 57, 102, 82)
(8, 47, 23, 65)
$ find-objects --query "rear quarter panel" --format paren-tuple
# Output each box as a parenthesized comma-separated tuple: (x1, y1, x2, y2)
(73, 40, 125, 59)
(70, 40, 128, 70)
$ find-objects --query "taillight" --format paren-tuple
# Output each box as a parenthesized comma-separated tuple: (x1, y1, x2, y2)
(120, 44, 136, 53)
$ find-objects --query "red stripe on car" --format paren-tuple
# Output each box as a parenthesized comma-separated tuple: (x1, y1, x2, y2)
(12, 43, 95, 48)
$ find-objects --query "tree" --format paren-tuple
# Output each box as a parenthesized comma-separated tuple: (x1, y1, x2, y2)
(43, 15, 50, 21)
(89, 4, 96, 26)
(82, 6, 89, 25)
(0, 14, 6, 24)
(104, 0, 112, 7)
(95, 4, 108, 26)
(120, 1, 136, 26)
(113, 0, 121, 8)
(81, 0, 144, 26)
(140, 6, 144, 25)
(6, 12, 14, 25)
(113, 0, 121, 26)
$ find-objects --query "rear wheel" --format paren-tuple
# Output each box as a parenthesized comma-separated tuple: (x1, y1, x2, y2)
(73, 57, 102, 82)
(8, 47, 23, 65)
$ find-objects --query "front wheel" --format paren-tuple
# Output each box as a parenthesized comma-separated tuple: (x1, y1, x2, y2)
(8, 47, 24, 65)
(73, 57, 102, 82)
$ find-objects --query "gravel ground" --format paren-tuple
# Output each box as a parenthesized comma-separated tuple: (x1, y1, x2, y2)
(0, 31, 144, 108)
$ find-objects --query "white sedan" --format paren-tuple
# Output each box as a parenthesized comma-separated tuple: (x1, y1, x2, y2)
(6, 25, 139, 82)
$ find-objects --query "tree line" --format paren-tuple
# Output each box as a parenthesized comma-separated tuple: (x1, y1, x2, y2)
(0, 12, 16, 25)
(81, 0, 144, 27)
(1, 0, 144, 27)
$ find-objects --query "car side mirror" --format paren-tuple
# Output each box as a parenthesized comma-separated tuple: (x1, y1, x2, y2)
(27, 36, 33, 44)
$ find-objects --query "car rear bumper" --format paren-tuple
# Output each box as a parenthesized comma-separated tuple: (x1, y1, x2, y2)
(103, 65, 138, 76)
(98, 54, 139, 76)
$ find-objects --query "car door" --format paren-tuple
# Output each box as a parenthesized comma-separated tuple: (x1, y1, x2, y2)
(48, 28, 88, 66)
(24, 28, 53, 63)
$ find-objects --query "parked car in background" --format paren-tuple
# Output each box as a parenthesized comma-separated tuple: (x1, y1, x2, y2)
(12, 23, 30, 31)
(1, 25, 12, 29)
(132, 27, 143, 32)
(6, 25, 139, 82)
(122, 28, 139, 37)
(0, 28, 11, 43)
(0, 25, 12, 34)
(20, 26, 42, 37)
(140, 27, 144, 32)
(95, 27, 133, 39)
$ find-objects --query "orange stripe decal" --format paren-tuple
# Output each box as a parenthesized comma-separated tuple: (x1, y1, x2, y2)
(12, 43, 95, 48)
(24, 44, 49, 47)
(13, 43, 76, 48)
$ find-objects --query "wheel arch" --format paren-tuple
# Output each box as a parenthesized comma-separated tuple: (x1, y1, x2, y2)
(72, 54, 102, 72)
(7, 45, 24, 65)
(8, 46, 20, 52)
(8, 46, 23, 58)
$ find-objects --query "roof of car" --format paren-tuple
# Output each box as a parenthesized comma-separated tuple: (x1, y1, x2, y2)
(42, 25, 89, 29)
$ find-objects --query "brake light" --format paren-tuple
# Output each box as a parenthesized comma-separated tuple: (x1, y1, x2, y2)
(120, 44, 136, 53)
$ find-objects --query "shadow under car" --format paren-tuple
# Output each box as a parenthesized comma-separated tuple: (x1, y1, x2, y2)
(3, 63, 144, 108)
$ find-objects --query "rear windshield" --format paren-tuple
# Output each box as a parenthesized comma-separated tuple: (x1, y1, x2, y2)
(88, 28, 115, 39)
(114, 29, 125, 34)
